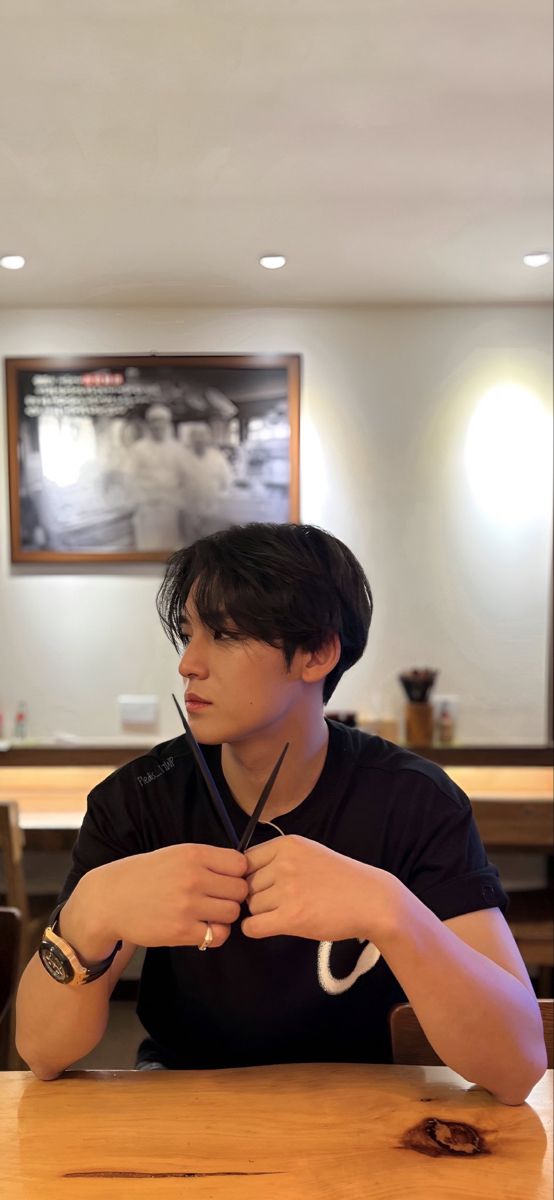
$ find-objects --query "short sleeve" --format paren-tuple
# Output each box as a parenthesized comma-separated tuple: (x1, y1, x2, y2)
(393, 772, 509, 921)
(56, 772, 144, 906)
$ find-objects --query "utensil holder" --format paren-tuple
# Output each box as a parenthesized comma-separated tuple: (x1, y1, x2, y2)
(405, 701, 434, 746)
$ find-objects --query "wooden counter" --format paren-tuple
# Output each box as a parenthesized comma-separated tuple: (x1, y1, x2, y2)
(2, 742, 553, 766)
(1, 765, 552, 851)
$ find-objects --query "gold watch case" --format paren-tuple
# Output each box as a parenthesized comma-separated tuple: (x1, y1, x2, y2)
(39, 926, 102, 986)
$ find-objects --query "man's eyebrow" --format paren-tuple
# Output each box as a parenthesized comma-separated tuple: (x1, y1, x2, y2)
(179, 606, 237, 631)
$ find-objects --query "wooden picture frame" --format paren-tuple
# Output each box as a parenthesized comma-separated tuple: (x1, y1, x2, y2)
(6, 354, 300, 564)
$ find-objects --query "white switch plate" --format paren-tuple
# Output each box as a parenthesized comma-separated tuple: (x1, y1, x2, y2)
(118, 694, 159, 726)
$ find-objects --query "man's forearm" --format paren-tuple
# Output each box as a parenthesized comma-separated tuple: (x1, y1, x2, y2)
(15, 952, 111, 1079)
(15, 873, 114, 1079)
(371, 879, 546, 1104)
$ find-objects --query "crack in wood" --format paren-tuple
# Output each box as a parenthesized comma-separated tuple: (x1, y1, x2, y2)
(63, 1169, 283, 1179)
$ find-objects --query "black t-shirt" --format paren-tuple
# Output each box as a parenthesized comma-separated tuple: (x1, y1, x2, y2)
(57, 720, 508, 1069)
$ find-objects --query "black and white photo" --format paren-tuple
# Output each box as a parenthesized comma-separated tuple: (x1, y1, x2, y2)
(6, 355, 300, 563)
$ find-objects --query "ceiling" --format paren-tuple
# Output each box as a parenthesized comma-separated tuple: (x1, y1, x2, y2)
(0, 0, 552, 307)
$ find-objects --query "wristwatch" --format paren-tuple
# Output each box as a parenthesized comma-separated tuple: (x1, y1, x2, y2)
(38, 902, 122, 987)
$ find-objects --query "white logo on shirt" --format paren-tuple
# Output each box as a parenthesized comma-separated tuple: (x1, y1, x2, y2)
(317, 939, 381, 996)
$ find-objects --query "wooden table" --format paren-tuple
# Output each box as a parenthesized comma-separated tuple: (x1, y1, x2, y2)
(1, 764, 552, 851)
(0, 1064, 551, 1199)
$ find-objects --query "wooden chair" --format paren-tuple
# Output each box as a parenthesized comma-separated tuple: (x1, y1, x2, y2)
(390, 999, 553, 1070)
(0, 802, 59, 1069)
(0, 907, 22, 1069)
(0, 801, 55, 972)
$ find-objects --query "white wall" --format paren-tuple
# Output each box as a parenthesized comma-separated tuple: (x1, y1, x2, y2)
(0, 304, 552, 744)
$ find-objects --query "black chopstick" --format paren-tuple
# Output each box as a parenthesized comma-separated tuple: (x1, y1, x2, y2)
(237, 742, 289, 853)
(172, 693, 239, 849)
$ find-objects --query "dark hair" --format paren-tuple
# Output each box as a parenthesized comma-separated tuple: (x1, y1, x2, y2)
(156, 523, 373, 703)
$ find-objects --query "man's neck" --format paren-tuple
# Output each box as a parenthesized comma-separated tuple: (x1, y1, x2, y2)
(221, 714, 329, 822)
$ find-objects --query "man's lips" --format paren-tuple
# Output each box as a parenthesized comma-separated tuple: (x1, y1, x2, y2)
(185, 693, 212, 707)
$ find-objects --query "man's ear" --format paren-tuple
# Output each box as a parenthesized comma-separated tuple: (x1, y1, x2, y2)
(300, 634, 341, 685)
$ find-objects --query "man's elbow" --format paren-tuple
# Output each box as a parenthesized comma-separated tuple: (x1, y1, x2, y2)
(15, 1035, 64, 1081)
(28, 1063, 64, 1082)
(492, 1044, 548, 1106)
(16, 1052, 63, 1081)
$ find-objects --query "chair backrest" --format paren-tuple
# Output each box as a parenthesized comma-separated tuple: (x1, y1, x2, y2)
(390, 999, 553, 1070)
(0, 907, 22, 1026)
(540, 999, 553, 1065)
(0, 802, 30, 924)
(0, 907, 23, 1070)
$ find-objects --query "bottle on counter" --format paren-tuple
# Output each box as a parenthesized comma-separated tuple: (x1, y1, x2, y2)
(436, 702, 454, 745)
(14, 700, 28, 739)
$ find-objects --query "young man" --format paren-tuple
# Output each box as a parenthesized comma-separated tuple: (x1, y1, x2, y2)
(16, 523, 546, 1101)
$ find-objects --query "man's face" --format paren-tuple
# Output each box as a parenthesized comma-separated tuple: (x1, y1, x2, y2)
(177, 595, 306, 744)
(190, 428, 209, 456)
(146, 411, 172, 441)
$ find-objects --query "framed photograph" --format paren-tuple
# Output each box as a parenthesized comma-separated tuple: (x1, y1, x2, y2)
(6, 354, 300, 564)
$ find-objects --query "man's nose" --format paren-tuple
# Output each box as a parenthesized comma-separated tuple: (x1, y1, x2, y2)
(178, 641, 207, 679)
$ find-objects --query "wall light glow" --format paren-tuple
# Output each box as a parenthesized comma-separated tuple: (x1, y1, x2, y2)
(465, 383, 553, 525)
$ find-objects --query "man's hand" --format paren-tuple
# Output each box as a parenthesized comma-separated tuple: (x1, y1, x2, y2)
(62, 844, 249, 957)
(243, 834, 394, 943)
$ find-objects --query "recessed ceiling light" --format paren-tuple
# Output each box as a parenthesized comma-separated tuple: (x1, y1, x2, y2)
(523, 252, 551, 268)
(0, 254, 26, 270)
(259, 255, 286, 270)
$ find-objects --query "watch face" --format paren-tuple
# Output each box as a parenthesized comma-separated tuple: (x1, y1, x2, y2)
(39, 939, 75, 984)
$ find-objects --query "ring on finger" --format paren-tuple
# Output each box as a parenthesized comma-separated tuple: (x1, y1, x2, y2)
(197, 922, 214, 952)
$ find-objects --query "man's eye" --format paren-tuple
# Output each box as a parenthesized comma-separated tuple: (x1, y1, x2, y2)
(179, 634, 191, 647)
(213, 629, 238, 641)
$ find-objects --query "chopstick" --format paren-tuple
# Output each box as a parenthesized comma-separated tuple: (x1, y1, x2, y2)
(237, 741, 289, 852)
(172, 693, 289, 856)
(171, 693, 239, 848)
